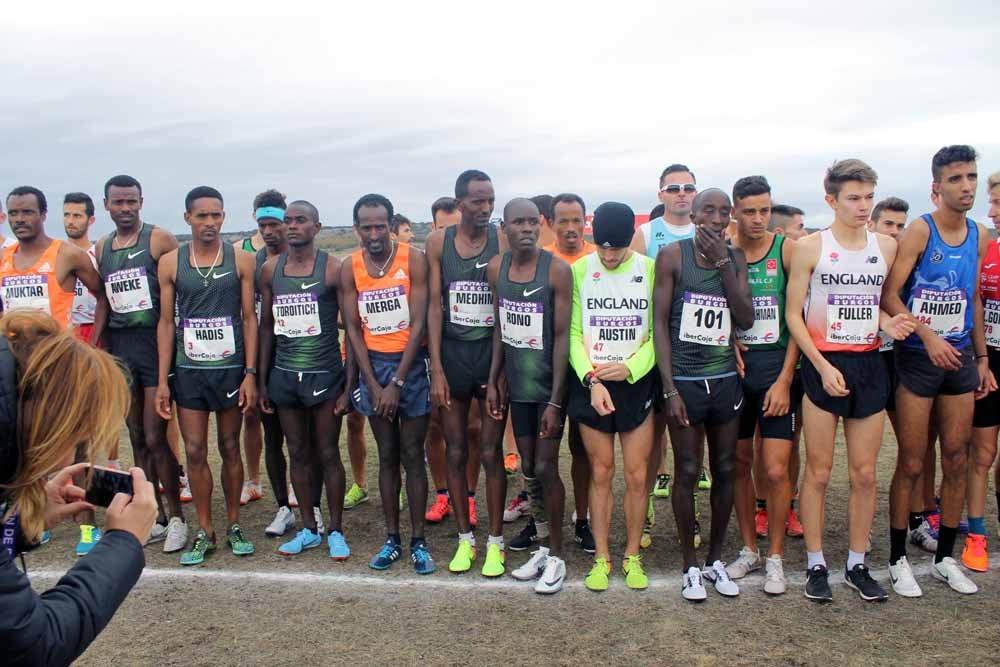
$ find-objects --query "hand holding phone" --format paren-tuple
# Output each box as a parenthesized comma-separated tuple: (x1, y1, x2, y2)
(85, 465, 135, 507)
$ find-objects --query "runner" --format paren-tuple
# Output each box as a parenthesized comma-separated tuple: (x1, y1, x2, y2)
(726, 177, 800, 595)
(0, 199, 16, 250)
(154, 186, 258, 565)
(341, 193, 436, 574)
(570, 202, 656, 592)
(530, 194, 556, 249)
(259, 200, 351, 559)
(489, 198, 573, 593)
(770, 205, 807, 241)
(390, 214, 414, 245)
(785, 159, 910, 602)
(884, 145, 990, 596)
(95, 174, 187, 554)
(426, 169, 508, 576)
(62, 192, 99, 343)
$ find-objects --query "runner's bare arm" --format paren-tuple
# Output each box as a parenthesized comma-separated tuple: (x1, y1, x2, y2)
(653, 244, 680, 393)
(391, 248, 430, 383)
(485, 256, 504, 389)
(154, 250, 178, 419)
(973, 224, 994, 395)
(548, 257, 573, 407)
(784, 233, 826, 370)
(339, 256, 378, 392)
(778, 236, 801, 375)
(722, 247, 754, 331)
(880, 219, 926, 321)
(257, 258, 277, 392)
(236, 250, 259, 372)
(629, 226, 646, 256)
(424, 230, 450, 408)
(149, 227, 179, 261)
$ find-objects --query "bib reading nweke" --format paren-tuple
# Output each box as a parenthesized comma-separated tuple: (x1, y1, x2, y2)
(910, 288, 967, 337)
(273, 292, 321, 338)
(183, 317, 236, 362)
(360, 285, 410, 336)
(107, 267, 153, 313)
(499, 298, 544, 350)
(825, 294, 878, 345)
(2, 274, 50, 313)
(680, 292, 731, 347)
(449, 280, 494, 327)
(736, 295, 778, 345)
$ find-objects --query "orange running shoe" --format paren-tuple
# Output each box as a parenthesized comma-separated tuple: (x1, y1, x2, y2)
(962, 533, 989, 572)
(469, 497, 478, 527)
(504, 452, 520, 475)
(425, 494, 451, 523)
(755, 507, 769, 538)
(785, 509, 804, 538)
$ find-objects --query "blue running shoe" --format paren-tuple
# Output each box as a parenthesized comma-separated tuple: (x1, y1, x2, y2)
(369, 538, 402, 570)
(278, 528, 321, 555)
(328, 531, 350, 561)
(76, 525, 101, 556)
(40, 531, 51, 545)
(411, 541, 437, 575)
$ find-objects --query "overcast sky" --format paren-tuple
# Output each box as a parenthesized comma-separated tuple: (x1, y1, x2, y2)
(2, 1, 998, 237)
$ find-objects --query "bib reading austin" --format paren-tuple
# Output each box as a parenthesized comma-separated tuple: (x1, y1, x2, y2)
(588, 296, 648, 342)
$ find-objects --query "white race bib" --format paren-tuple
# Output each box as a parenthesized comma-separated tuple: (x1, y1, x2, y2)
(825, 293, 878, 345)
(588, 313, 643, 363)
(107, 267, 153, 314)
(911, 287, 967, 337)
(72, 278, 97, 324)
(985, 299, 1000, 349)
(1, 274, 51, 314)
(878, 331, 895, 353)
(680, 292, 731, 347)
(499, 298, 544, 350)
(359, 285, 410, 336)
(449, 280, 494, 327)
(736, 295, 778, 345)
(183, 317, 237, 362)
(273, 293, 322, 338)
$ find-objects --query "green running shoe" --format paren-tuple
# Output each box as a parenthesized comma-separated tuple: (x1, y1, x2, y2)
(344, 483, 370, 509)
(653, 473, 672, 498)
(585, 558, 611, 592)
(227, 523, 254, 556)
(698, 467, 712, 491)
(448, 539, 476, 573)
(623, 554, 649, 590)
(180, 529, 216, 566)
(481, 543, 505, 577)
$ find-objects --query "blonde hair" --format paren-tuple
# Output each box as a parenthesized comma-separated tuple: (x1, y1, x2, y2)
(0, 311, 129, 543)
(989, 171, 1000, 192)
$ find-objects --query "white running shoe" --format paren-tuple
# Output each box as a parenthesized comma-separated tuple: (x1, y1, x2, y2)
(146, 521, 168, 546)
(240, 481, 263, 505)
(179, 476, 193, 503)
(763, 555, 787, 595)
(265, 506, 296, 537)
(163, 517, 188, 553)
(888, 556, 922, 598)
(313, 507, 325, 536)
(704, 560, 739, 597)
(682, 566, 707, 602)
(535, 556, 566, 595)
(511, 547, 550, 581)
(725, 546, 761, 579)
(909, 519, 938, 553)
(503, 496, 530, 523)
(932, 557, 978, 594)
(288, 485, 299, 508)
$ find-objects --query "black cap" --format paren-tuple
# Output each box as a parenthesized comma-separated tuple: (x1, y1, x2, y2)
(592, 202, 635, 249)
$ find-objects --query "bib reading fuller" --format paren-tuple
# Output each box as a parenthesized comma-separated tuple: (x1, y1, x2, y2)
(825, 293, 879, 346)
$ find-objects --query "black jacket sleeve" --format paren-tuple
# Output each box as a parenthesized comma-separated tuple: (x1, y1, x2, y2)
(0, 529, 145, 666)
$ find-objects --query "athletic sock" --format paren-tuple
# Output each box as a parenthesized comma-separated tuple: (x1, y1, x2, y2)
(487, 534, 504, 550)
(388, 533, 401, 545)
(789, 497, 796, 510)
(756, 498, 766, 510)
(535, 521, 550, 539)
(908, 512, 925, 530)
(410, 536, 425, 548)
(935, 524, 958, 564)
(806, 551, 826, 569)
(846, 550, 865, 570)
(467, 491, 476, 499)
(890, 527, 908, 565)
(458, 531, 474, 546)
(576, 518, 589, 529)
(436, 489, 449, 498)
(968, 516, 986, 535)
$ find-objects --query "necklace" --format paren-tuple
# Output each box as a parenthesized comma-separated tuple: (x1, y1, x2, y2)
(193, 244, 222, 287)
(113, 226, 141, 250)
(372, 241, 396, 277)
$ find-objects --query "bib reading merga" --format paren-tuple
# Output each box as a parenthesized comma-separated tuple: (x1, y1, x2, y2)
(499, 297, 544, 350)
(360, 285, 410, 336)
(680, 292, 732, 347)
(273, 292, 322, 338)
(182, 316, 237, 364)
(449, 280, 494, 328)
(1, 274, 50, 314)
(107, 267, 153, 314)
(825, 293, 878, 345)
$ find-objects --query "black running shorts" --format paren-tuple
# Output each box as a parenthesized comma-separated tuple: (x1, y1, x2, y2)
(267, 367, 345, 409)
(737, 349, 799, 441)
(107, 327, 159, 389)
(973, 348, 1000, 428)
(441, 337, 491, 401)
(895, 345, 979, 399)
(173, 366, 244, 412)
(676, 374, 743, 428)
(800, 350, 887, 419)
(882, 349, 897, 412)
(567, 371, 655, 435)
(510, 402, 564, 440)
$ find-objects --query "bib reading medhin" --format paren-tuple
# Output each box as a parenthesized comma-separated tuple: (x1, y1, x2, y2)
(107, 267, 153, 314)
(183, 317, 236, 362)
(1, 274, 51, 313)
(736, 295, 779, 345)
(273, 292, 322, 338)
(910, 288, 967, 337)
(680, 292, 731, 347)
(826, 293, 878, 345)
(449, 280, 494, 328)
(499, 298, 544, 350)
(360, 285, 410, 336)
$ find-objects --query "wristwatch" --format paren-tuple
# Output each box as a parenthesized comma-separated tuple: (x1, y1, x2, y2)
(244, 367, 257, 376)
(390, 376, 405, 388)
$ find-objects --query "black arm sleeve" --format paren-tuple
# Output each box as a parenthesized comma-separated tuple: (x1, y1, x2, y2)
(0, 529, 145, 666)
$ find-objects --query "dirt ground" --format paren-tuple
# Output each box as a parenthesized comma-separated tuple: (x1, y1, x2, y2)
(26, 421, 1000, 666)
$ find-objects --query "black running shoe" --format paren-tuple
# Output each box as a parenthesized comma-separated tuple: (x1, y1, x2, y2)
(575, 520, 596, 554)
(509, 518, 538, 551)
(804, 565, 833, 602)
(845, 564, 888, 602)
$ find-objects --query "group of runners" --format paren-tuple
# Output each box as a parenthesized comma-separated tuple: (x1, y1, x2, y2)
(3, 144, 1000, 601)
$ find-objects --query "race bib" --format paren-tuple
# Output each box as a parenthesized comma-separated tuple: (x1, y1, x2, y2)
(273, 293, 321, 338)
(183, 317, 236, 362)
(588, 314, 643, 363)
(449, 280, 494, 327)
(254, 292, 262, 324)
(499, 298, 544, 349)
(1, 274, 51, 314)
(826, 294, 878, 345)
(72, 278, 97, 323)
(878, 330, 895, 353)
(985, 299, 1000, 349)
(911, 288, 966, 337)
(736, 295, 778, 345)
(359, 285, 410, 336)
(107, 267, 153, 314)
(680, 292, 731, 346)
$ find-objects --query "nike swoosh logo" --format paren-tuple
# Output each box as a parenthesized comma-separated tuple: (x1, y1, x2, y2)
(475, 261, 489, 268)
(227, 389, 239, 398)
(734, 398, 743, 410)
(523, 287, 542, 297)
(987, 264, 998, 269)
(212, 271, 232, 279)
(127, 250, 146, 260)
(301, 281, 319, 289)
(889, 573, 898, 584)
(545, 575, 565, 587)
(312, 388, 328, 396)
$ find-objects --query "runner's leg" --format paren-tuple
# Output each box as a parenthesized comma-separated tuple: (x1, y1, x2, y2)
(178, 407, 213, 536)
(215, 406, 245, 525)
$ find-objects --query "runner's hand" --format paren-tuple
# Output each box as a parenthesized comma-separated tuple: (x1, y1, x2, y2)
(975, 361, 996, 400)
(539, 404, 562, 439)
(376, 383, 400, 420)
(430, 367, 451, 409)
(239, 375, 257, 416)
(695, 225, 728, 265)
(334, 390, 351, 416)
(735, 343, 746, 378)
(762, 377, 791, 418)
(882, 313, 917, 340)
(105, 467, 158, 545)
(819, 361, 850, 397)
(44, 462, 95, 529)
(590, 383, 616, 416)
(924, 335, 962, 371)
(665, 394, 690, 428)
(154, 382, 172, 420)
(593, 362, 630, 382)
(258, 385, 275, 414)
(486, 382, 506, 421)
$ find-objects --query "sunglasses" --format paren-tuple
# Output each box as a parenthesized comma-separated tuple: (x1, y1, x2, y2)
(660, 184, 697, 194)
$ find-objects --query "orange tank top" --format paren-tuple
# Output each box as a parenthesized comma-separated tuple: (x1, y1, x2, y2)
(352, 243, 412, 353)
(544, 241, 595, 265)
(0, 240, 75, 327)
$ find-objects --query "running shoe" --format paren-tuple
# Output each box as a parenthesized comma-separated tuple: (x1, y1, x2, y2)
(909, 518, 938, 553)
(932, 557, 978, 594)
(641, 497, 654, 549)
(314, 507, 326, 536)
(411, 541, 436, 575)
(647, 496, 656, 526)
(653, 473, 672, 498)
(163, 517, 188, 553)
(448, 539, 476, 573)
(481, 543, 505, 577)
(535, 555, 566, 595)
(369, 537, 402, 570)
(265, 506, 295, 537)
(725, 546, 761, 580)
(511, 546, 550, 581)
(146, 521, 168, 546)
(278, 528, 321, 555)
(925, 509, 941, 538)
(640, 524, 652, 549)
(962, 534, 989, 572)
(785, 508, 804, 538)
(76, 525, 101, 557)
(425, 494, 451, 523)
(804, 564, 832, 602)
(763, 555, 786, 595)
(844, 564, 887, 602)
(755, 507, 769, 538)
(227, 523, 254, 556)
(288, 485, 299, 508)
(584, 558, 611, 592)
(504, 452, 520, 475)
(343, 483, 370, 510)
(40, 531, 51, 545)
(703, 559, 739, 597)
(328, 531, 350, 560)
(239, 481, 263, 506)
(888, 556, 922, 598)
(510, 518, 538, 551)
(682, 566, 707, 602)
(697, 467, 712, 490)
(503, 495, 530, 523)
(179, 529, 216, 566)
(179, 475, 193, 503)
(575, 520, 596, 553)
(622, 554, 649, 590)
(468, 497, 478, 527)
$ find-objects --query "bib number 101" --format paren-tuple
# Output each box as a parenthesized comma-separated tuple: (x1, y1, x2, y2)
(694, 307, 725, 329)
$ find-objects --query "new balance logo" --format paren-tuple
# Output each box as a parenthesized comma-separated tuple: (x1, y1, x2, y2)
(301, 281, 320, 289)
(127, 249, 147, 260)
(523, 287, 543, 297)
(212, 271, 232, 280)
